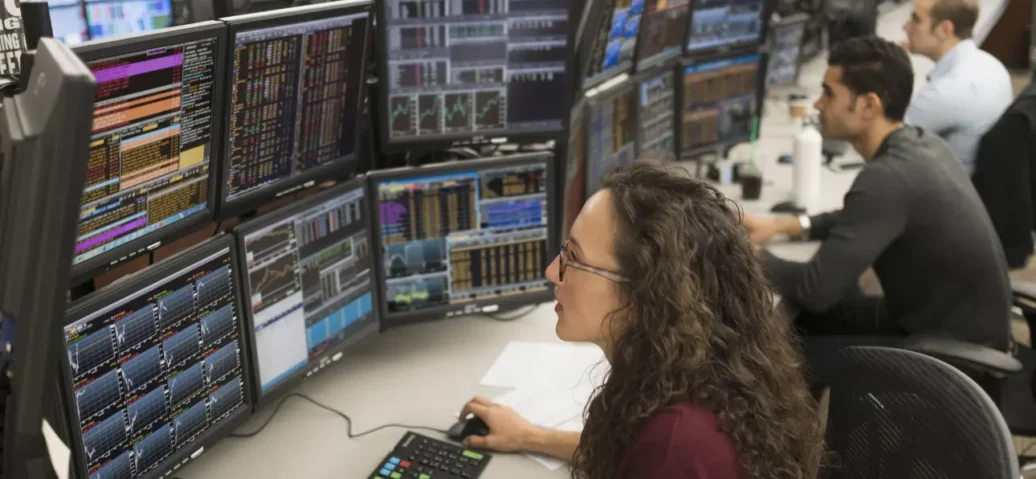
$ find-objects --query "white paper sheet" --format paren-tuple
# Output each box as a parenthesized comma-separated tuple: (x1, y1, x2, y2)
(480, 341, 607, 390)
(41, 419, 70, 479)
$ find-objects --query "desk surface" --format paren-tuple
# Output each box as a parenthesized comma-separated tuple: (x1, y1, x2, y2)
(180, 303, 574, 479)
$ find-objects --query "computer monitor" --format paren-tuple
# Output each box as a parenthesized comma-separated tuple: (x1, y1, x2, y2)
(370, 152, 555, 329)
(586, 79, 636, 195)
(69, 22, 226, 283)
(377, 0, 569, 150)
(636, 66, 676, 159)
(583, 0, 643, 89)
(220, 1, 370, 217)
(84, 0, 174, 40)
(49, 0, 88, 45)
(685, 0, 764, 56)
(635, 0, 689, 70)
(234, 178, 377, 402)
(680, 52, 761, 156)
(764, 14, 808, 88)
(59, 235, 253, 479)
(562, 96, 587, 239)
(0, 38, 96, 479)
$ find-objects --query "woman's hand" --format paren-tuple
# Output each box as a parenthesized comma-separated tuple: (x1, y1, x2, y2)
(457, 396, 540, 452)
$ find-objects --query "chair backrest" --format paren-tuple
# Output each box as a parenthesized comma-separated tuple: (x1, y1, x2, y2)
(825, 346, 1018, 479)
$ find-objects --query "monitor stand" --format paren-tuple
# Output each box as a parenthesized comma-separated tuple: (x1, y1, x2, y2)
(68, 278, 96, 302)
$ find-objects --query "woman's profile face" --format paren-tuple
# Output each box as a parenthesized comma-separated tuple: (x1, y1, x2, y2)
(546, 190, 625, 349)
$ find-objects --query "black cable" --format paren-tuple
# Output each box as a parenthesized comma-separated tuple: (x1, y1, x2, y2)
(229, 392, 449, 439)
(212, 220, 223, 237)
(488, 304, 538, 321)
(148, 250, 155, 266)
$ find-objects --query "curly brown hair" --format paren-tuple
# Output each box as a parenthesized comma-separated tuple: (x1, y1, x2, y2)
(571, 163, 825, 479)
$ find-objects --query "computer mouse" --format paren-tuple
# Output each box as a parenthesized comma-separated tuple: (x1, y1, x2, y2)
(447, 416, 491, 442)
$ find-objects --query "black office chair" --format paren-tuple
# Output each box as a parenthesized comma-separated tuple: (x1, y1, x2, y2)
(824, 346, 1018, 479)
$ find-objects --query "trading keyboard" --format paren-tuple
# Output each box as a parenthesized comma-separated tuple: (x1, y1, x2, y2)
(369, 432, 492, 479)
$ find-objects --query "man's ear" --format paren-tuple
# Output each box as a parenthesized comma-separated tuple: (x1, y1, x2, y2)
(862, 92, 885, 120)
(934, 18, 956, 39)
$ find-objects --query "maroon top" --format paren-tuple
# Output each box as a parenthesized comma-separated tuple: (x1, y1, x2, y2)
(616, 402, 743, 479)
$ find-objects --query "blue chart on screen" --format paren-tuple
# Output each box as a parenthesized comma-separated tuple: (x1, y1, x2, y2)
(197, 265, 231, 307)
(75, 369, 120, 425)
(173, 400, 209, 447)
(162, 325, 200, 369)
(82, 412, 127, 465)
(210, 377, 243, 420)
(68, 327, 115, 380)
(200, 304, 236, 349)
(133, 424, 173, 475)
(89, 450, 132, 479)
(168, 362, 204, 408)
(205, 340, 240, 382)
(126, 386, 167, 438)
(158, 285, 193, 329)
(114, 307, 156, 355)
(121, 345, 163, 395)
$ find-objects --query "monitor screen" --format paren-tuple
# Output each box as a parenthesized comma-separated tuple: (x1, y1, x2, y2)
(60, 237, 250, 479)
(563, 99, 587, 239)
(223, 6, 368, 214)
(72, 24, 224, 280)
(637, 68, 675, 159)
(84, 0, 174, 40)
(681, 53, 760, 154)
(584, 0, 643, 87)
(237, 180, 376, 399)
(379, 0, 569, 148)
(635, 0, 689, 69)
(586, 82, 636, 195)
(371, 153, 554, 327)
(685, 0, 763, 54)
(765, 18, 806, 88)
(50, 0, 88, 45)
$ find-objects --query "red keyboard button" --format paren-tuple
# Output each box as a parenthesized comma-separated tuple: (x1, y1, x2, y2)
(400, 461, 411, 468)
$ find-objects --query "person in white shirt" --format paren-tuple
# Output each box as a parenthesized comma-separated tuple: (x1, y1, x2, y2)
(902, 0, 1013, 174)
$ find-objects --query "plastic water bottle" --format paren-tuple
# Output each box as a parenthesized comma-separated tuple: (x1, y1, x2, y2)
(792, 119, 822, 210)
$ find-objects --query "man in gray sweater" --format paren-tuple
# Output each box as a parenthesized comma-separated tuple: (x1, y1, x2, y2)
(743, 37, 1011, 352)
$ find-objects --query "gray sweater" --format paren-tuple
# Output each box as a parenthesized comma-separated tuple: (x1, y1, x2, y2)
(764, 126, 1011, 350)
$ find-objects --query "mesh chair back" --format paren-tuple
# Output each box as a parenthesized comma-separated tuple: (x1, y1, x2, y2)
(825, 346, 1018, 479)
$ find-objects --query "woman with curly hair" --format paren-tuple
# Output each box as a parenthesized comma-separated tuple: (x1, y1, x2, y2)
(458, 163, 825, 478)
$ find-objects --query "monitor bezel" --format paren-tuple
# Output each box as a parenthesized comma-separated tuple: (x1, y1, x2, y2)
(633, 63, 679, 160)
(69, 21, 227, 285)
(583, 76, 637, 197)
(373, 0, 569, 153)
(59, 234, 254, 479)
(677, 49, 766, 158)
(561, 94, 589, 240)
(682, 0, 767, 60)
(368, 151, 558, 331)
(633, 0, 691, 72)
(217, 0, 372, 218)
(232, 176, 380, 405)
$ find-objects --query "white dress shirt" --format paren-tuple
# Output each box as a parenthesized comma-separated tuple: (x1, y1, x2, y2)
(904, 39, 1013, 174)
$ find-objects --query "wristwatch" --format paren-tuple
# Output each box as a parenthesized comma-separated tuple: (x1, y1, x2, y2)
(797, 214, 811, 241)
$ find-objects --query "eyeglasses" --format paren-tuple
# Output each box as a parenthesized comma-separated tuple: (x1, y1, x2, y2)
(559, 240, 630, 283)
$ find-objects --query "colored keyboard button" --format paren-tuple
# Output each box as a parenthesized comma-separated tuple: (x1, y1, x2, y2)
(400, 460, 410, 468)
(391, 473, 402, 479)
(390, 457, 400, 464)
(462, 450, 484, 461)
(379, 469, 390, 476)
(386, 464, 396, 470)
(419, 475, 430, 479)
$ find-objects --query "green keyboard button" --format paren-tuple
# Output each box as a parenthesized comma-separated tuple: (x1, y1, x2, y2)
(462, 450, 484, 461)
(391, 473, 402, 479)
(419, 475, 431, 479)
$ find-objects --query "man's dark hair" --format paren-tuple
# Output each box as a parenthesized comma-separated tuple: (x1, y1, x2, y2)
(828, 36, 914, 122)
(931, 0, 978, 39)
